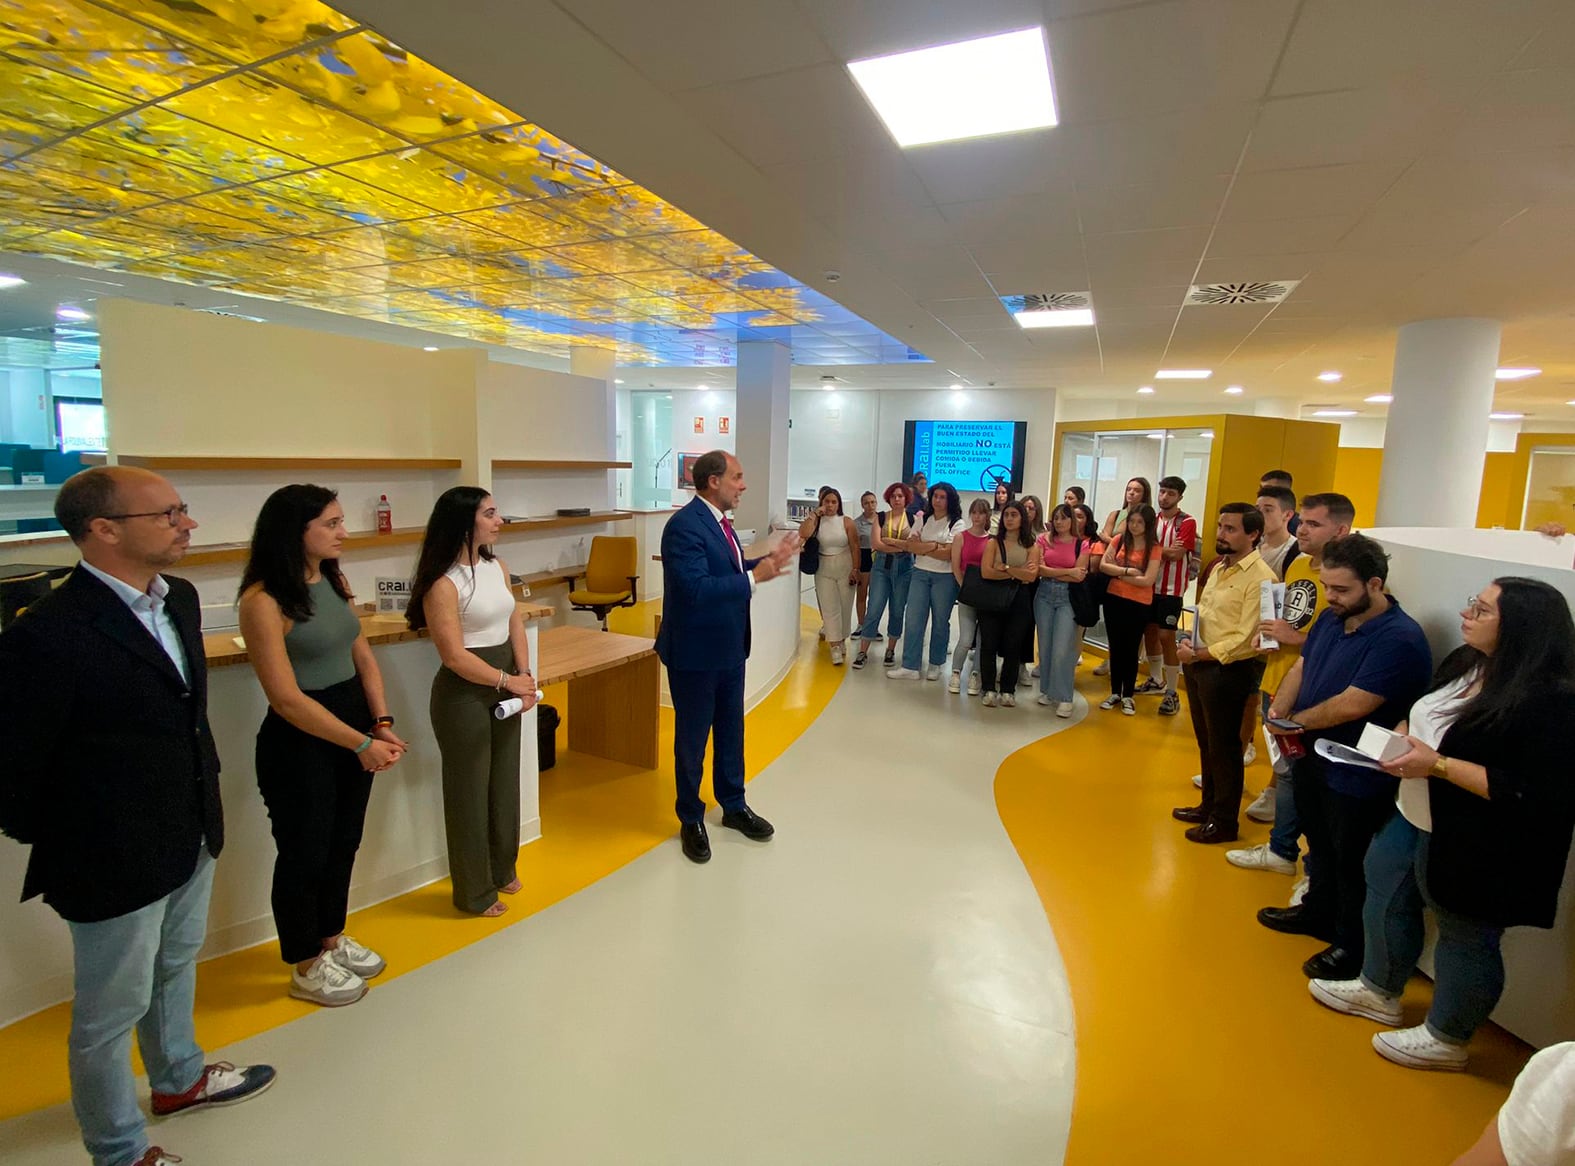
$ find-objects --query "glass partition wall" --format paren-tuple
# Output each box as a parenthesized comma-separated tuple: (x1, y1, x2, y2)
(1056, 427, 1215, 648)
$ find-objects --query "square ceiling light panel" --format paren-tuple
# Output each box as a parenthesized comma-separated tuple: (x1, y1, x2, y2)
(0, 0, 926, 370)
(848, 27, 1058, 148)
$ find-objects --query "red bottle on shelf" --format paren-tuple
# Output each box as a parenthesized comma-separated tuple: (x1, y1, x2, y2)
(375, 494, 393, 534)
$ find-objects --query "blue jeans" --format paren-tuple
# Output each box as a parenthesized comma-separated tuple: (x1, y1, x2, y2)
(1360, 815, 1506, 1044)
(1034, 581, 1080, 703)
(902, 569, 959, 670)
(858, 554, 912, 643)
(68, 850, 215, 1166)
(1263, 690, 1306, 866)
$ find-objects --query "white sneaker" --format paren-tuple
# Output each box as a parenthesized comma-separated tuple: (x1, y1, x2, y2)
(966, 672, 981, 695)
(1245, 787, 1276, 823)
(1309, 978, 1403, 1025)
(830, 645, 845, 665)
(1036, 692, 1053, 706)
(886, 667, 921, 679)
(1289, 876, 1309, 906)
(1030, 664, 1041, 678)
(1191, 773, 1203, 789)
(1120, 697, 1135, 716)
(1017, 673, 1033, 688)
(1373, 1025, 1468, 1072)
(1099, 695, 1121, 710)
(1093, 660, 1110, 676)
(290, 953, 367, 1007)
(948, 672, 961, 694)
(1057, 701, 1074, 718)
(1001, 692, 1017, 708)
(924, 666, 943, 682)
(981, 691, 998, 707)
(325, 934, 386, 978)
(1243, 743, 1258, 765)
(1225, 843, 1296, 875)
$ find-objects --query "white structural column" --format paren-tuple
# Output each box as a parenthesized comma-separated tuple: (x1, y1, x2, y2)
(1376, 318, 1502, 528)
(733, 341, 791, 536)
(569, 344, 618, 510)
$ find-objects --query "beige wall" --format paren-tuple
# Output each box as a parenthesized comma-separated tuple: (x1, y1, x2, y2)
(99, 300, 485, 463)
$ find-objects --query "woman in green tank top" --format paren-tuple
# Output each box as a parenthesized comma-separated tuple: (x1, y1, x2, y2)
(238, 485, 409, 1008)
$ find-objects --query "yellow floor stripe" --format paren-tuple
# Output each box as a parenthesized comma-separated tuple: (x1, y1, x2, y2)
(0, 602, 840, 1122)
(995, 663, 1532, 1165)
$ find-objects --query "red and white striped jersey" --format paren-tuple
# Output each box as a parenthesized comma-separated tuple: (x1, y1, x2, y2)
(1155, 510, 1199, 596)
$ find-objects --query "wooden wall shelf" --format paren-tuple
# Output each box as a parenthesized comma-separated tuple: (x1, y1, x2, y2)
(180, 511, 632, 567)
(81, 455, 463, 472)
(492, 459, 632, 471)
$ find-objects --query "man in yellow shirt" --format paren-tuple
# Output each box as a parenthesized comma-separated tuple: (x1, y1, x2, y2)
(1174, 503, 1278, 843)
(1226, 493, 1355, 879)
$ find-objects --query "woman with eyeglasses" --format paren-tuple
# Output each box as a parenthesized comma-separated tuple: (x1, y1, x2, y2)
(1035, 503, 1091, 717)
(948, 498, 993, 695)
(1098, 504, 1160, 714)
(976, 501, 1042, 707)
(889, 482, 964, 681)
(1308, 578, 1575, 1073)
(238, 485, 408, 1006)
(408, 488, 538, 918)
(853, 483, 914, 670)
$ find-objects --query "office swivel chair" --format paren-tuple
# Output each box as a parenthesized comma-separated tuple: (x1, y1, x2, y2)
(568, 536, 639, 631)
(0, 572, 52, 629)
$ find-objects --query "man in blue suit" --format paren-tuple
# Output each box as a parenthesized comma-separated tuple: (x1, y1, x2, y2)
(657, 450, 797, 863)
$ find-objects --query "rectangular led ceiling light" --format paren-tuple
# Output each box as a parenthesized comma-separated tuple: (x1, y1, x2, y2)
(1017, 308, 1094, 329)
(848, 27, 1058, 148)
(1154, 369, 1211, 379)
(1495, 367, 1541, 380)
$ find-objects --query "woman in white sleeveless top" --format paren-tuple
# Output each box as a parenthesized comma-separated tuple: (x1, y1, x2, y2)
(408, 488, 537, 917)
(798, 487, 860, 665)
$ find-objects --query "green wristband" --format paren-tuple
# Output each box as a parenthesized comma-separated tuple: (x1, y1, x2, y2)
(354, 736, 373, 755)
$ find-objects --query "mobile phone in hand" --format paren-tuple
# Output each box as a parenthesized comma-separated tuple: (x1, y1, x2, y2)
(1267, 717, 1303, 732)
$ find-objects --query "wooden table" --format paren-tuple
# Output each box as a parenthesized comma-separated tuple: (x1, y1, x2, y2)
(536, 625, 659, 769)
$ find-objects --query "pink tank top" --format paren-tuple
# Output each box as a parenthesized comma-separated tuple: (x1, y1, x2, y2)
(1038, 534, 1080, 570)
(959, 529, 990, 570)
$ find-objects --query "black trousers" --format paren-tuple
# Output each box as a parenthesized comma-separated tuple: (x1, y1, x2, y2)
(1292, 755, 1396, 952)
(977, 583, 1036, 693)
(1103, 594, 1152, 697)
(1183, 658, 1265, 829)
(256, 677, 374, 965)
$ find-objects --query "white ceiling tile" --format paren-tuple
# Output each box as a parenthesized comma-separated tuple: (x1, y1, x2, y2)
(1450, 69, 1575, 154)
(1219, 161, 1410, 222)
(1245, 86, 1468, 171)
(1048, 0, 1297, 122)
(796, 0, 1049, 62)
(671, 64, 895, 166)
(1062, 105, 1256, 187)
(935, 192, 1083, 247)
(556, 0, 832, 91)
(966, 240, 1087, 282)
(1075, 176, 1232, 233)
(980, 263, 1091, 294)
(1205, 214, 1359, 259)
(904, 132, 1077, 204)
(1270, 0, 1554, 96)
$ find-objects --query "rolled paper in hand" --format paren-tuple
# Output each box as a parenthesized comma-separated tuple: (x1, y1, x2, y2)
(494, 698, 524, 720)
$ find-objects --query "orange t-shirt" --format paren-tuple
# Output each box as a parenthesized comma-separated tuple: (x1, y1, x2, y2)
(1107, 541, 1155, 604)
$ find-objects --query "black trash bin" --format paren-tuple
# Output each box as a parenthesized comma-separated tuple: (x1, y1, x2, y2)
(537, 702, 560, 771)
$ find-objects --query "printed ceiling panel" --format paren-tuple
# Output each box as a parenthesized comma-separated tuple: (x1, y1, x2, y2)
(0, 0, 925, 367)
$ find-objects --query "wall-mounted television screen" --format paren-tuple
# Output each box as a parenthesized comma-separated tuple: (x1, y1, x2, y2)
(903, 420, 1027, 493)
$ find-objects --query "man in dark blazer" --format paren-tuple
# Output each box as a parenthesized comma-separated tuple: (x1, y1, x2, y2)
(0, 467, 274, 1166)
(656, 450, 797, 864)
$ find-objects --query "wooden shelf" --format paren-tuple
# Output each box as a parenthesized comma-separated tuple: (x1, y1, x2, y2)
(492, 459, 632, 471)
(181, 512, 632, 567)
(80, 455, 463, 472)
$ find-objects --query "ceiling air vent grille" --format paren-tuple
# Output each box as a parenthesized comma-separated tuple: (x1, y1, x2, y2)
(1186, 280, 1300, 306)
(1004, 291, 1091, 313)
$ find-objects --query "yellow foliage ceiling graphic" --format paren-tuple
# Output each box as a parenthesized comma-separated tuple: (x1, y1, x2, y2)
(0, 0, 923, 366)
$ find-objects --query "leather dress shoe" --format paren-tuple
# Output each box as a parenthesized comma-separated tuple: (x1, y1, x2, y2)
(1184, 821, 1238, 844)
(1171, 804, 1209, 824)
(1257, 904, 1334, 940)
(1302, 944, 1362, 980)
(680, 821, 711, 864)
(720, 806, 775, 841)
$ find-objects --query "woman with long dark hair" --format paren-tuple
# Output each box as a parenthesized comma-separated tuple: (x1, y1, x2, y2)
(1101, 476, 1153, 542)
(854, 482, 914, 670)
(947, 498, 993, 695)
(987, 478, 1016, 535)
(1075, 503, 1107, 669)
(890, 481, 964, 681)
(1035, 503, 1091, 716)
(238, 484, 408, 1006)
(799, 486, 860, 665)
(408, 487, 538, 917)
(1098, 504, 1160, 714)
(1308, 577, 1575, 1072)
(976, 501, 1042, 707)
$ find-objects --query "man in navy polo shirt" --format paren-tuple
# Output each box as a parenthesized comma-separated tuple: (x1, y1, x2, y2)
(1256, 533, 1432, 980)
